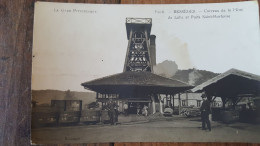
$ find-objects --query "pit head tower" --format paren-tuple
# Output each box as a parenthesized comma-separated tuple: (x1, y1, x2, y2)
(124, 18, 155, 72)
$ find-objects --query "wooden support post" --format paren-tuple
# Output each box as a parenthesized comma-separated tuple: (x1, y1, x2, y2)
(158, 94, 163, 114)
(96, 92, 99, 100)
(212, 96, 216, 102)
(211, 96, 216, 107)
(221, 97, 226, 109)
(172, 94, 174, 110)
(235, 97, 243, 105)
(232, 97, 237, 110)
(166, 94, 168, 107)
(170, 95, 172, 108)
(186, 92, 188, 106)
(178, 93, 181, 115)
(151, 94, 156, 114)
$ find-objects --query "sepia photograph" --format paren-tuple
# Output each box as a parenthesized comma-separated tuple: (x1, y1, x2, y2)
(31, 1, 260, 144)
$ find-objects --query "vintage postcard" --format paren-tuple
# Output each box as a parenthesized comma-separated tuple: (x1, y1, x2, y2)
(32, 1, 260, 144)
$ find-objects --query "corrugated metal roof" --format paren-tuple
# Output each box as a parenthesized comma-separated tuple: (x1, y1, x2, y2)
(191, 68, 260, 92)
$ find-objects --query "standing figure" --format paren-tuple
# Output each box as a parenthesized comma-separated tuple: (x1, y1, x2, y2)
(123, 103, 128, 116)
(142, 105, 148, 116)
(113, 101, 119, 124)
(137, 103, 141, 115)
(108, 100, 116, 125)
(200, 93, 211, 131)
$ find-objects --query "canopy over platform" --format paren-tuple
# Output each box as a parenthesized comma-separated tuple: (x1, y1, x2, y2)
(191, 68, 260, 97)
(81, 71, 193, 95)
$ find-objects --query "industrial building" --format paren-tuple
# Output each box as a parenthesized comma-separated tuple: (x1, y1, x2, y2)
(81, 18, 193, 115)
(192, 68, 260, 123)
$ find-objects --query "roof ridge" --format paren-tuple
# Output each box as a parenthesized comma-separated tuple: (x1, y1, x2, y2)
(81, 72, 122, 86)
(192, 68, 260, 92)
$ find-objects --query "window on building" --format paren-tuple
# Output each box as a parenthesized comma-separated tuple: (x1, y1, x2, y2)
(182, 100, 186, 106)
(197, 100, 201, 107)
(212, 101, 216, 107)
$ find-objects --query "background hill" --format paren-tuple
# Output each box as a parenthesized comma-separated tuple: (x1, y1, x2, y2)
(171, 69, 219, 86)
(153, 60, 219, 86)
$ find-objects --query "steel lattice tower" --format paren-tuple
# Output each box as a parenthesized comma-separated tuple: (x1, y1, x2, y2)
(124, 18, 154, 73)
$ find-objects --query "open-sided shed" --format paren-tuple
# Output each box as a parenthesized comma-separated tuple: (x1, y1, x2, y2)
(81, 71, 193, 114)
(192, 69, 260, 96)
(192, 68, 260, 123)
(192, 68, 260, 109)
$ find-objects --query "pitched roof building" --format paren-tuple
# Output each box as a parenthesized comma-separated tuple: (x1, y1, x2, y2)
(192, 68, 260, 109)
(82, 18, 193, 114)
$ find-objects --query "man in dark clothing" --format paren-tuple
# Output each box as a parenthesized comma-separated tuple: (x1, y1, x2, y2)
(108, 100, 118, 125)
(113, 101, 119, 123)
(200, 93, 211, 131)
(107, 100, 115, 125)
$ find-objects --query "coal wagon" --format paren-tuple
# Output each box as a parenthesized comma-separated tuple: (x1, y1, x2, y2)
(51, 100, 82, 125)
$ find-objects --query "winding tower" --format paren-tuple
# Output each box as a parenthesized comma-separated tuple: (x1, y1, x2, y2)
(124, 18, 153, 72)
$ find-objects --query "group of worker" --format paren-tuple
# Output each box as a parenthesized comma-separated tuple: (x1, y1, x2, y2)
(106, 100, 150, 125)
(107, 100, 119, 125)
(123, 103, 148, 116)
(106, 94, 211, 131)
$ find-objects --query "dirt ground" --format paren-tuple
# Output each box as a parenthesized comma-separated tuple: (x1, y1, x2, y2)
(31, 116, 260, 144)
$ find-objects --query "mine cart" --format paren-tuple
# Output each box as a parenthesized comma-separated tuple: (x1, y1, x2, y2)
(100, 110, 110, 123)
(180, 106, 201, 117)
(31, 106, 59, 128)
(239, 97, 260, 124)
(58, 111, 81, 124)
(163, 107, 173, 117)
(80, 110, 100, 124)
(222, 110, 239, 123)
(51, 100, 82, 124)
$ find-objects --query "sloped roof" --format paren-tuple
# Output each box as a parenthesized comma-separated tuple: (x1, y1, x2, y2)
(191, 68, 260, 95)
(81, 71, 193, 94)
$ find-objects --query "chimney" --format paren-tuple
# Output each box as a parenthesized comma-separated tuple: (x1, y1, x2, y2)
(150, 35, 156, 66)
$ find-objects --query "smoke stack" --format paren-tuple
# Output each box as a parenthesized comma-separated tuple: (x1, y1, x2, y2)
(150, 35, 156, 66)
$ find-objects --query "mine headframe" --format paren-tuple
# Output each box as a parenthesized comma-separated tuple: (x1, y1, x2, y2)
(124, 18, 153, 72)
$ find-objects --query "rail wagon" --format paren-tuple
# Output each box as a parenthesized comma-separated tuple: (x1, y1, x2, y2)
(100, 110, 110, 123)
(31, 106, 59, 128)
(51, 100, 82, 125)
(80, 110, 100, 124)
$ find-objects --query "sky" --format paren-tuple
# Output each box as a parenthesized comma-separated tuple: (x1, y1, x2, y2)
(32, 1, 260, 92)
